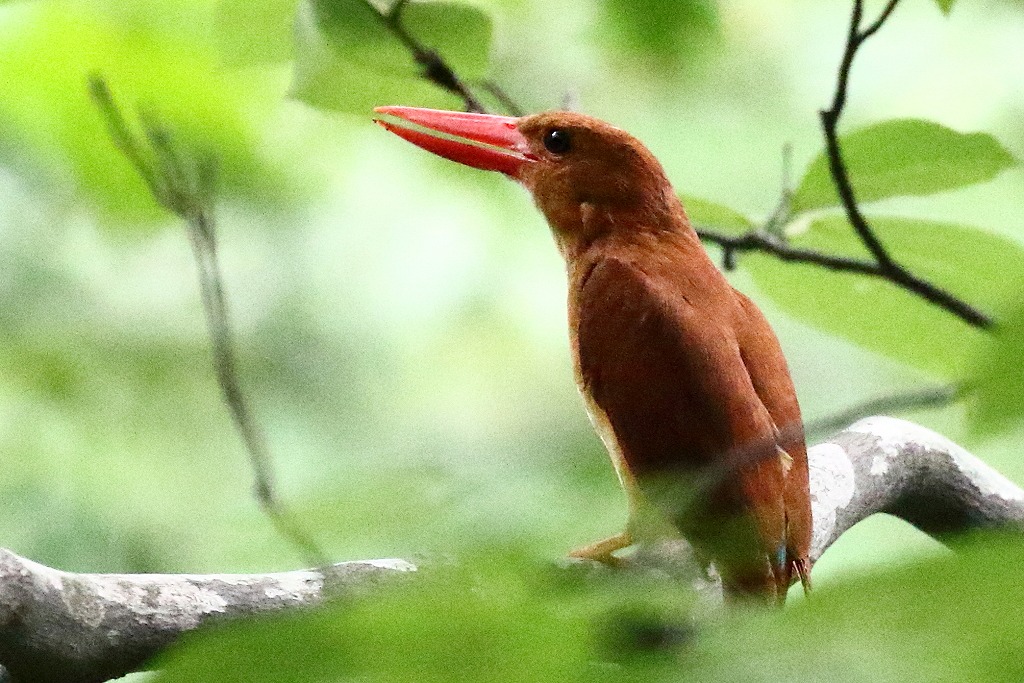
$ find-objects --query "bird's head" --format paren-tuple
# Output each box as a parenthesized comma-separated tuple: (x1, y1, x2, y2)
(374, 107, 678, 246)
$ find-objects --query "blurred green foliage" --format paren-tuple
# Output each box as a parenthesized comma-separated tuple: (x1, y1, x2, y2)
(153, 551, 629, 682)
(0, 0, 292, 225)
(686, 533, 1024, 682)
(153, 534, 1024, 681)
(1, 0, 1024, 679)
(216, 0, 298, 65)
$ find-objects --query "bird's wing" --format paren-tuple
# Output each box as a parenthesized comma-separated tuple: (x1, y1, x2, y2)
(574, 257, 787, 572)
(732, 289, 813, 574)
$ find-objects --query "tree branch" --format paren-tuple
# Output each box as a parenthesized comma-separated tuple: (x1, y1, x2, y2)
(816, 0, 993, 329)
(0, 554, 415, 683)
(3, 417, 1021, 682)
(694, 0, 993, 330)
(698, 221, 994, 330)
(696, 226, 881, 275)
(805, 415, 1024, 557)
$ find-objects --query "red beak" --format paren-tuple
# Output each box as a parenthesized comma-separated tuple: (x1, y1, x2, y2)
(373, 106, 536, 178)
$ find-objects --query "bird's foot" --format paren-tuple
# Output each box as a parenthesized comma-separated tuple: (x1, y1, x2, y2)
(568, 532, 633, 567)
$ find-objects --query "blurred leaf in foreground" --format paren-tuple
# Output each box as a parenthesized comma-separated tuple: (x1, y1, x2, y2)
(153, 536, 1024, 682)
(793, 119, 1017, 212)
(686, 534, 1024, 682)
(152, 548, 693, 682)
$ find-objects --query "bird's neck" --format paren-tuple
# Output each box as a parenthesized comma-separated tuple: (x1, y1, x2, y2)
(557, 197, 731, 310)
(552, 190, 706, 266)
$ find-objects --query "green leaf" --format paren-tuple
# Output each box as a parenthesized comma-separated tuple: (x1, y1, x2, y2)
(685, 535, 1024, 682)
(745, 216, 1021, 377)
(292, 0, 492, 115)
(792, 119, 1017, 212)
(402, 2, 492, 80)
(308, 0, 407, 68)
(970, 304, 1024, 436)
(934, 0, 956, 15)
(215, 0, 299, 66)
(291, 1, 444, 114)
(682, 195, 753, 236)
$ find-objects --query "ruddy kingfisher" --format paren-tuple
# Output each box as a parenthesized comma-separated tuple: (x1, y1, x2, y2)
(374, 106, 812, 602)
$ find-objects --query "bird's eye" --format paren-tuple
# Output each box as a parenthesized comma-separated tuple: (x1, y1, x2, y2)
(543, 129, 572, 154)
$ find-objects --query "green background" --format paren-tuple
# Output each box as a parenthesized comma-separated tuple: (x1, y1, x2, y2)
(2, 0, 1024, 679)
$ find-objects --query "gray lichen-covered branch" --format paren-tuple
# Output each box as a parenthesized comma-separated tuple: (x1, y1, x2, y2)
(0, 555, 417, 683)
(2, 417, 1023, 683)
(807, 416, 1024, 557)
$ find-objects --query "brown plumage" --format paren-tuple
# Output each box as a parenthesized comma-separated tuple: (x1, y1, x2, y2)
(374, 107, 812, 602)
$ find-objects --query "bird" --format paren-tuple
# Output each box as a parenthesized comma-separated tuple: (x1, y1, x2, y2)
(373, 106, 812, 603)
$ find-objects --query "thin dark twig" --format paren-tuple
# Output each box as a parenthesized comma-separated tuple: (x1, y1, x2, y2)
(816, 0, 993, 329)
(182, 216, 327, 565)
(821, 7, 893, 269)
(828, 0, 862, 122)
(88, 79, 163, 202)
(697, 227, 880, 275)
(704, 0, 993, 329)
(875, 264, 992, 328)
(698, 224, 993, 329)
(90, 75, 328, 566)
(480, 79, 525, 116)
(860, 0, 901, 40)
(365, 0, 487, 112)
(806, 384, 961, 441)
(362, 0, 529, 116)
